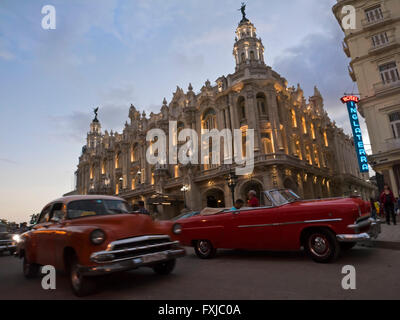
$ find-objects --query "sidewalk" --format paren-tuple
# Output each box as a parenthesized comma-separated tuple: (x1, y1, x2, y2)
(361, 221, 400, 250)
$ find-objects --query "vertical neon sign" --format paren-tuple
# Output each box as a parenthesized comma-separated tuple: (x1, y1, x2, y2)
(341, 96, 369, 173)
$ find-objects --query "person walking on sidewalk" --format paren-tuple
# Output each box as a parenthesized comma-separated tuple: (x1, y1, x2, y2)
(380, 185, 397, 225)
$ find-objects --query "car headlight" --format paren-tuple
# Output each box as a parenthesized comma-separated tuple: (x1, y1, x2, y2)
(12, 234, 21, 243)
(172, 223, 182, 235)
(90, 229, 106, 245)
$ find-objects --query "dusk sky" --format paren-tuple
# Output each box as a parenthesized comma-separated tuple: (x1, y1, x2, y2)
(0, 0, 370, 222)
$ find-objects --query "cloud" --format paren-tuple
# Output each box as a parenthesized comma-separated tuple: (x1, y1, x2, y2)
(0, 158, 18, 165)
(272, 28, 356, 134)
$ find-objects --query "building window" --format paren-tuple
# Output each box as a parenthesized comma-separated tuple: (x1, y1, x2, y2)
(256, 93, 268, 118)
(291, 109, 297, 128)
(241, 52, 245, 63)
(250, 51, 255, 60)
(115, 152, 121, 169)
(323, 131, 329, 147)
(379, 62, 400, 84)
(305, 146, 312, 165)
(310, 123, 316, 140)
(131, 146, 136, 162)
(372, 32, 389, 47)
(151, 172, 155, 185)
(174, 165, 180, 178)
(90, 165, 94, 180)
(238, 97, 246, 120)
(302, 117, 307, 134)
(261, 132, 274, 154)
(202, 108, 217, 130)
(314, 148, 320, 168)
(365, 5, 384, 23)
(389, 112, 400, 138)
(295, 140, 302, 160)
(101, 160, 106, 175)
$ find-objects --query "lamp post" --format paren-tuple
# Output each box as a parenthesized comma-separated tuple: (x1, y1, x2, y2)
(226, 170, 239, 205)
(118, 177, 123, 194)
(181, 185, 189, 209)
(137, 170, 142, 187)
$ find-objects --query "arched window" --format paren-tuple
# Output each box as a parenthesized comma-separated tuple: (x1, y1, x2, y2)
(115, 152, 121, 169)
(261, 132, 274, 154)
(202, 108, 217, 130)
(291, 109, 297, 128)
(90, 165, 94, 180)
(101, 160, 106, 175)
(302, 116, 307, 134)
(237, 97, 246, 120)
(256, 93, 268, 118)
(131, 145, 136, 162)
(241, 52, 245, 63)
(250, 51, 255, 60)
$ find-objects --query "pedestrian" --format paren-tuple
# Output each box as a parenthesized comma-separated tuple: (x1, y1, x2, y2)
(231, 199, 245, 211)
(137, 201, 150, 215)
(380, 185, 397, 225)
(370, 198, 377, 219)
(247, 190, 260, 207)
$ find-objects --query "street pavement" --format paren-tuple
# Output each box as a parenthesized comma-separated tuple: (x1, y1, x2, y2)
(0, 243, 399, 300)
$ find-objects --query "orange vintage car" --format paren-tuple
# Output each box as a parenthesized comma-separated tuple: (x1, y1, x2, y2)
(16, 195, 185, 296)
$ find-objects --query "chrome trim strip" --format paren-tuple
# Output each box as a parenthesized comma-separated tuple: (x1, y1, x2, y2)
(238, 218, 342, 228)
(107, 235, 170, 250)
(91, 246, 182, 264)
(347, 218, 373, 230)
(94, 240, 179, 257)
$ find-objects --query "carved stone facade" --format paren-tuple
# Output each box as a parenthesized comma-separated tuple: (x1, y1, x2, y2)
(74, 16, 374, 219)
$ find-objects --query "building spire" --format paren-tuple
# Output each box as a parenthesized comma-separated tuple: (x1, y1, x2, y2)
(233, 4, 265, 71)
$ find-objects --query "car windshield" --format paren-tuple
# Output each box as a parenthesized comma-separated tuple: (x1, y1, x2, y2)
(266, 189, 300, 206)
(67, 199, 131, 219)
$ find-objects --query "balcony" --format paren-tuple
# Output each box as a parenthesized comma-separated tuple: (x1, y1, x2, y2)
(348, 65, 356, 82)
(369, 35, 398, 55)
(342, 41, 350, 57)
(373, 80, 400, 94)
(380, 138, 400, 154)
(361, 11, 391, 29)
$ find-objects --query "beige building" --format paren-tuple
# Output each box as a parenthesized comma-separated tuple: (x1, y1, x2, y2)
(333, 0, 400, 195)
(74, 12, 374, 219)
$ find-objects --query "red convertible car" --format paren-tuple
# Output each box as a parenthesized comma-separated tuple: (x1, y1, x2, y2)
(175, 189, 381, 263)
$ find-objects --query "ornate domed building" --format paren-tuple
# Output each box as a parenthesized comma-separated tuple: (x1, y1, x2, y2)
(74, 9, 375, 219)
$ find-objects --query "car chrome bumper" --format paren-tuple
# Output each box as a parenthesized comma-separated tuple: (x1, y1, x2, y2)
(336, 233, 370, 242)
(369, 218, 381, 239)
(0, 244, 16, 251)
(79, 248, 186, 276)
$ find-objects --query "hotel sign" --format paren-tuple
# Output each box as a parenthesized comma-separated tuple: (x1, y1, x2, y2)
(341, 96, 369, 173)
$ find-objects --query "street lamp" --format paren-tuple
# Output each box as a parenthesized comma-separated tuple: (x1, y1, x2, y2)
(181, 185, 189, 209)
(118, 177, 123, 193)
(226, 170, 239, 205)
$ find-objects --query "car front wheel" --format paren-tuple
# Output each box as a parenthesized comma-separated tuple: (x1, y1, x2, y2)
(153, 259, 176, 275)
(69, 255, 96, 297)
(194, 240, 217, 259)
(305, 229, 340, 263)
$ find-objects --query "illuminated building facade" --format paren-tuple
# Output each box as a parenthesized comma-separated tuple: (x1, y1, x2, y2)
(333, 0, 400, 194)
(74, 13, 374, 218)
